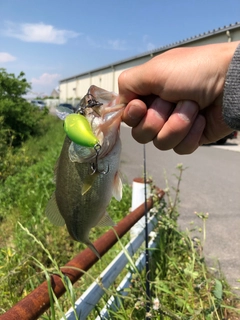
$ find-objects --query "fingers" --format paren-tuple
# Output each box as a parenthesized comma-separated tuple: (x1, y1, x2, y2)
(131, 97, 175, 143)
(153, 100, 200, 151)
(122, 99, 148, 127)
(123, 99, 206, 154)
(173, 115, 206, 154)
(118, 42, 240, 155)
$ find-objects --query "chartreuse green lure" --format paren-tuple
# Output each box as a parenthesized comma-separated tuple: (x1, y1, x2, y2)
(64, 114, 99, 147)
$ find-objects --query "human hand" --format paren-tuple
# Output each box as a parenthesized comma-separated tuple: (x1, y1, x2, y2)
(118, 42, 239, 154)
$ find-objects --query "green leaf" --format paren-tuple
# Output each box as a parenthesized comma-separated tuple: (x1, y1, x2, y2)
(213, 279, 223, 300)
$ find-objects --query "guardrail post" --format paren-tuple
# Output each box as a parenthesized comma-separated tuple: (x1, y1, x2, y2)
(130, 177, 150, 239)
(0, 200, 154, 320)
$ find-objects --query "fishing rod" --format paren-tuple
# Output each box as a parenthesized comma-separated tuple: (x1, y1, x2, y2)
(143, 144, 151, 319)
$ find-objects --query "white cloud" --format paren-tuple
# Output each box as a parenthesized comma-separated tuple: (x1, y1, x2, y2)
(146, 42, 155, 51)
(0, 52, 16, 63)
(30, 73, 62, 95)
(31, 73, 61, 85)
(3, 21, 80, 44)
(107, 39, 127, 51)
(85, 36, 100, 48)
(142, 34, 156, 51)
(85, 35, 127, 51)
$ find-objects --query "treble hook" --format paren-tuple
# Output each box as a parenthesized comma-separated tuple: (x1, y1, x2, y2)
(90, 143, 109, 175)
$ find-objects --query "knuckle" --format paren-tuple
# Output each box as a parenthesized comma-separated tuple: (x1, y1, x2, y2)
(118, 70, 128, 86)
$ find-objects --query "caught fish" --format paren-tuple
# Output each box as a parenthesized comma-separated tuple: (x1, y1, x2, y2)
(46, 85, 125, 258)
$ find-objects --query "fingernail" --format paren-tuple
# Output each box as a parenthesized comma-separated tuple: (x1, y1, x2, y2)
(177, 101, 198, 122)
(127, 105, 144, 120)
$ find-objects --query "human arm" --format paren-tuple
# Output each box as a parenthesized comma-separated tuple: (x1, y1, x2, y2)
(118, 41, 240, 154)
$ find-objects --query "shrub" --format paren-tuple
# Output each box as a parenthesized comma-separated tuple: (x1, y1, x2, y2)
(0, 69, 48, 150)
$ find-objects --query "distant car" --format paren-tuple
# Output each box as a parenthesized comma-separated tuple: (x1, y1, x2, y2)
(58, 103, 76, 112)
(31, 100, 46, 109)
(216, 131, 238, 145)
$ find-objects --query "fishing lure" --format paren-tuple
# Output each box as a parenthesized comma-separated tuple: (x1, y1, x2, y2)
(64, 113, 99, 147)
(64, 113, 108, 175)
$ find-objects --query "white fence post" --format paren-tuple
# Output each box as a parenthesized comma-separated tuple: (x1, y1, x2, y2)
(130, 178, 151, 239)
(62, 178, 159, 320)
(96, 234, 157, 320)
(63, 216, 158, 320)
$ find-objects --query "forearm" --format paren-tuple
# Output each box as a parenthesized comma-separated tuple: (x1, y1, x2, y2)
(223, 43, 240, 130)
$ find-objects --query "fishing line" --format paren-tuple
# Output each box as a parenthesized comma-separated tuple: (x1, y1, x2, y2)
(143, 144, 151, 319)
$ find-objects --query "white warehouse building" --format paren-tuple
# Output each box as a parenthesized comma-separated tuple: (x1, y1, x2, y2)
(59, 22, 240, 102)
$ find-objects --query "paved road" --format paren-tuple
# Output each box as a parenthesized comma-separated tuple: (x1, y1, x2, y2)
(120, 125, 240, 290)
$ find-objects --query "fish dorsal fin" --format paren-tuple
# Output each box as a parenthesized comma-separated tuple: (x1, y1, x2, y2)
(96, 212, 115, 227)
(46, 192, 65, 226)
(112, 172, 122, 201)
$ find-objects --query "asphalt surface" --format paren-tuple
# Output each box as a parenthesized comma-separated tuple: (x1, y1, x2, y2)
(120, 125, 240, 291)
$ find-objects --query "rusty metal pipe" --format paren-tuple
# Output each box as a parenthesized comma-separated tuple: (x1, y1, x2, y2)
(0, 197, 159, 320)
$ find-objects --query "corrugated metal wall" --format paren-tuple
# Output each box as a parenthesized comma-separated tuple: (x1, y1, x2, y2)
(59, 26, 240, 101)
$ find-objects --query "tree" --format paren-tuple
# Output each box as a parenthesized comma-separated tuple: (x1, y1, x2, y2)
(0, 68, 47, 150)
(0, 69, 30, 100)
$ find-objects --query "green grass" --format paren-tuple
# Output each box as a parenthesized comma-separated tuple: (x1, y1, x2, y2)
(0, 114, 132, 314)
(0, 115, 239, 319)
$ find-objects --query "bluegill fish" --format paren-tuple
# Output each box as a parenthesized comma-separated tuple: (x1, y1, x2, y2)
(46, 86, 125, 258)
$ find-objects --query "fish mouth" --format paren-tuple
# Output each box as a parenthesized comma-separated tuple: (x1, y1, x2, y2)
(76, 89, 103, 115)
(67, 85, 124, 165)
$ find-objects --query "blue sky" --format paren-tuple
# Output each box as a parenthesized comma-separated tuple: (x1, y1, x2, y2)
(1, 0, 240, 96)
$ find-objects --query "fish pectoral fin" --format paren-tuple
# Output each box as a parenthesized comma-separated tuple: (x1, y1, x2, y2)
(112, 172, 122, 201)
(82, 173, 99, 195)
(45, 192, 65, 226)
(96, 212, 116, 227)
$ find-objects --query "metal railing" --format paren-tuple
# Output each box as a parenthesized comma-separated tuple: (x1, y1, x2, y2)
(64, 214, 158, 319)
(1, 186, 164, 320)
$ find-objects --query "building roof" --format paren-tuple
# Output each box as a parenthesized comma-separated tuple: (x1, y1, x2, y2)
(60, 22, 240, 83)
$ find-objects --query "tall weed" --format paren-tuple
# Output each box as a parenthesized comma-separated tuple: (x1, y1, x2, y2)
(0, 115, 239, 319)
(0, 114, 132, 312)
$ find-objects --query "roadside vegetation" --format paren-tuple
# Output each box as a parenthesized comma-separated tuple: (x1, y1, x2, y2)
(0, 69, 239, 319)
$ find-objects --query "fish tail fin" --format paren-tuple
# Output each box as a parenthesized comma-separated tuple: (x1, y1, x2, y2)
(86, 240, 101, 259)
